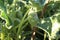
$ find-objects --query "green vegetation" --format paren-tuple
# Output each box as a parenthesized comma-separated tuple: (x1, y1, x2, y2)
(0, 0, 60, 40)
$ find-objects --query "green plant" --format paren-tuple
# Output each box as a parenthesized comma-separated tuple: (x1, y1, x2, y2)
(0, 0, 60, 40)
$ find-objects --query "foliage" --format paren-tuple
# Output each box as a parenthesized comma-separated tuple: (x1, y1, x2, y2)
(0, 0, 60, 40)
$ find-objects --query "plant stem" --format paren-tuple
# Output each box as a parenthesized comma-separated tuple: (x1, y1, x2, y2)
(16, 9, 30, 40)
(8, 33, 9, 40)
(31, 27, 37, 40)
(44, 32, 46, 40)
(17, 9, 29, 35)
(1, 33, 4, 40)
(40, 0, 50, 18)
(48, 33, 51, 40)
(49, 36, 51, 40)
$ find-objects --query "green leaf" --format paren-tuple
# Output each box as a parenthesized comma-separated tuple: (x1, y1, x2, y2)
(37, 12, 60, 39)
(8, 0, 13, 5)
(0, 0, 4, 5)
(0, 7, 13, 29)
(28, 4, 60, 39)
(29, 0, 44, 11)
(28, 7, 39, 27)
